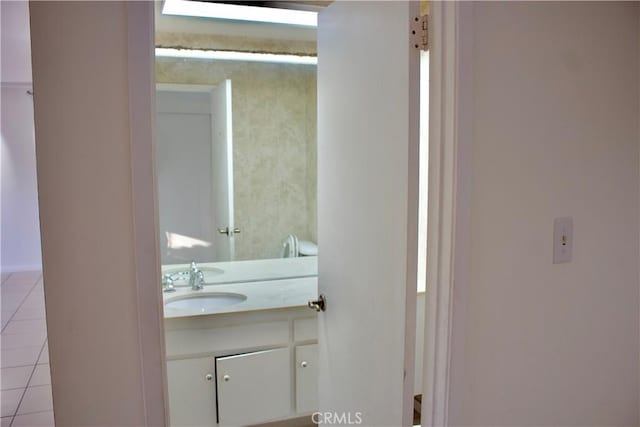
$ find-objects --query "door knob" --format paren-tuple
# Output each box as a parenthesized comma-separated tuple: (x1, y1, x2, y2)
(217, 227, 241, 235)
(308, 294, 326, 312)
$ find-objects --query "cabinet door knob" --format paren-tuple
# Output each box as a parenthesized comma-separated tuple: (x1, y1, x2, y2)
(205, 374, 213, 381)
(300, 361, 308, 368)
(223, 374, 230, 382)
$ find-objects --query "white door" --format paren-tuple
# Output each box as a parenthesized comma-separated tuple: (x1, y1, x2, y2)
(156, 89, 216, 264)
(156, 82, 235, 263)
(210, 79, 235, 261)
(166, 357, 216, 426)
(295, 343, 319, 414)
(317, 1, 420, 426)
(216, 348, 291, 426)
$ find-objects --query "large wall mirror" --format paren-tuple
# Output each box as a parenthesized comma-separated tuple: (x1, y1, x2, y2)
(154, 11, 318, 285)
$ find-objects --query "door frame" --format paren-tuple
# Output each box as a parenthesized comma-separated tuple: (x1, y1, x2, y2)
(125, 1, 471, 426)
(126, 2, 169, 425)
(422, 2, 473, 425)
(155, 82, 236, 262)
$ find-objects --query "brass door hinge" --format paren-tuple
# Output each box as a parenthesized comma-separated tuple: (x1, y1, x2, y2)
(411, 14, 428, 51)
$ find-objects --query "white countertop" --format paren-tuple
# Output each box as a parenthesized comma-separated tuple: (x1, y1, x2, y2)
(161, 256, 317, 286)
(163, 276, 318, 319)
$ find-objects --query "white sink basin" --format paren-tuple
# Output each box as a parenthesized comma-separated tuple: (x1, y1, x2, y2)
(165, 292, 247, 313)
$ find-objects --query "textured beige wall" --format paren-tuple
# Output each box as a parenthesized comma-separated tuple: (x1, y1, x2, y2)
(156, 58, 317, 260)
(156, 32, 316, 55)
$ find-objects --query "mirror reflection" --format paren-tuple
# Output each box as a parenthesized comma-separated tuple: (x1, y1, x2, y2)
(155, 45, 318, 283)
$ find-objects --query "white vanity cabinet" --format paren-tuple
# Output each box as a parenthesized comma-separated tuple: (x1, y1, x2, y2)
(216, 348, 291, 426)
(295, 344, 318, 414)
(166, 357, 216, 426)
(165, 308, 318, 427)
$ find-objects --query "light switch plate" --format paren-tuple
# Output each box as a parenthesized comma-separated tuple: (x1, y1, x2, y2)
(553, 217, 573, 264)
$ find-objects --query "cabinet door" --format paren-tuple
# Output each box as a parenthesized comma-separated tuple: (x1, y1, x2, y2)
(295, 344, 318, 414)
(166, 357, 216, 426)
(216, 348, 291, 426)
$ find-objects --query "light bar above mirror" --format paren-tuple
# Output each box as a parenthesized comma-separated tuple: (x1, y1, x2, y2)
(155, 47, 318, 65)
(162, 0, 318, 27)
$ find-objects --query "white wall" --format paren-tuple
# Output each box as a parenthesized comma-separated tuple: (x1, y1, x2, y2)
(449, 2, 640, 425)
(1, 1, 32, 84)
(1, 1, 42, 273)
(29, 2, 166, 425)
(1, 86, 42, 272)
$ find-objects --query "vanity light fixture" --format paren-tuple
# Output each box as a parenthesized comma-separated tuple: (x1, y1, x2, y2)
(155, 47, 318, 65)
(161, 0, 318, 27)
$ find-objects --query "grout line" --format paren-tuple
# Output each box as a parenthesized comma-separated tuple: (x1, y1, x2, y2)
(13, 409, 54, 417)
(1, 273, 13, 286)
(1, 273, 51, 426)
(10, 409, 54, 426)
(35, 340, 48, 367)
(9, 341, 48, 426)
(1, 277, 42, 334)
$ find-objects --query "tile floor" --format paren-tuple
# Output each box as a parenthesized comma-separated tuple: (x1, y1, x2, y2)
(1, 272, 54, 426)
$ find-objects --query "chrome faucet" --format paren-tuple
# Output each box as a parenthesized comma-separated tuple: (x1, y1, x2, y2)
(162, 274, 176, 293)
(188, 260, 205, 290)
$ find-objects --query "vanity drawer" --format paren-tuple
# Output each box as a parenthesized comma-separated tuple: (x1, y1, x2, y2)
(293, 317, 318, 342)
(165, 320, 289, 357)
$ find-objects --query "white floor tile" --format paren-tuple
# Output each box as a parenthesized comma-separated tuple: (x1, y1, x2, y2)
(0, 416, 12, 427)
(1, 346, 42, 368)
(12, 411, 54, 427)
(3, 320, 47, 336)
(0, 286, 31, 299)
(1, 272, 11, 283)
(37, 346, 49, 366)
(21, 294, 45, 309)
(1, 294, 27, 308)
(3, 273, 40, 286)
(17, 385, 53, 415)
(0, 332, 47, 350)
(1, 366, 33, 390)
(12, 306, 47, 321)
(1, 315, 15, 330)
(29, 365, 50, 387)
(1, 388, 24, 417)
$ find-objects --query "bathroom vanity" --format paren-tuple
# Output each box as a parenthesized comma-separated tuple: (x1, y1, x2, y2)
(163, 267, 319, 427)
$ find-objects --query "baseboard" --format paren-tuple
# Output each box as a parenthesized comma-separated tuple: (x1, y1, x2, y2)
(1, 264, 42, 273)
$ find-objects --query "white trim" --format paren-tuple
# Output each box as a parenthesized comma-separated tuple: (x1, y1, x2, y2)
(0, 82, 33, 89)
(403, 2, 421, 425)
(0, 264, 42, 273)
(422, 2, 473, 426)
(221, 79, 235, 260)
(126, 2, 169, 425)
(156, 83, 216, 93)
